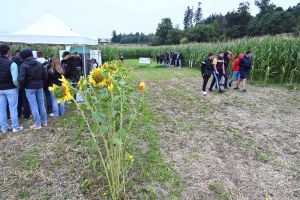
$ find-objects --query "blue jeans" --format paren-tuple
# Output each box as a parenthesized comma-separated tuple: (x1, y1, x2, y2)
(44, 88, 53, 112)
(51, 91, 65, 116)
(0, 88, 21, 132)
(25, 88, 47, 126)
(209, 71, 222, 90)
(222, 70, 229, 88)
(20, 88, 30, 118)
(229, 71, 240, 84)
(164, 60, 168, 68)
(178, 59, 182, 67)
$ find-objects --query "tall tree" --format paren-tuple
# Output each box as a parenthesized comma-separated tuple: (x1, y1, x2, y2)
(193, 2, 203, 25)
(111, 30, 118, 43)
(183, 6, 193, 30)
(155, 18, 173, 45)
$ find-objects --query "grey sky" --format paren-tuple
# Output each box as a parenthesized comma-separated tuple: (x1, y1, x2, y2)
(0, 0, 298, 38)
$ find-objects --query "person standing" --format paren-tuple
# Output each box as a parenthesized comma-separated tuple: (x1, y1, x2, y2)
(19, 49, 48, 129)
(156, 54, 160, 64)
(119, 53, 124, 63)
(0, 44, 23, 133)
(62, 51, 78, 83)
(12, 50, 30, 119)
(163, 53, 168, 68)
(48, 58, 65, 117)
(178, 51, 183, 68)
(74, 52, 83, 76)
(234, 51, 253, 93)
(229, 54, 243, 87)
(201, 53, 214, 95)
(222, 51, 234, 89)
(169, 52, 173, 66)
(36, 51, 52, 113)
(209, 52, 225, 93)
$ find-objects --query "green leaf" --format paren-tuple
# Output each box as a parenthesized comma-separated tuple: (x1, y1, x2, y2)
(117, 129, 127, 140)
(119, 80, 126, 85)
(100, 125, 109, 135)
(113, 138, 123, 145)
(107, 163, 110, 170)
(79, 103, 88, 111)
(111, 111, 118, 118)
(76, 118, 85, 128)
(91, 124, 98, 134)
(92, 112, 106, 124)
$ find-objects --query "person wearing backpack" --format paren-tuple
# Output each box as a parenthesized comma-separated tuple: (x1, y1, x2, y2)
(201, 53, 215, 95)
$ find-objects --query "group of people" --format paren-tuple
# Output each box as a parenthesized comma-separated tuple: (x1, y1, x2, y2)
(0, 44, 98, 133)
(201, 50, 253, 95)
(156, 52, 183, 68)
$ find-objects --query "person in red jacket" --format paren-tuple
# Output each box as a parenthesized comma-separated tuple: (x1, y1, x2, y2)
(229, 54, 243, 87)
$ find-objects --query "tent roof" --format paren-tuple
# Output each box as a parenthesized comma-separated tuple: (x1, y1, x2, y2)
(0, 12, 97, 45)
(70, 46, 91, 54)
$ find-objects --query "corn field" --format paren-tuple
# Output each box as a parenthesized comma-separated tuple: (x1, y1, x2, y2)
(9, 35, 300, 84)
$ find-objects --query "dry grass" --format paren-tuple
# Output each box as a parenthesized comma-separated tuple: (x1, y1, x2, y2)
(134, 67, 300, 199)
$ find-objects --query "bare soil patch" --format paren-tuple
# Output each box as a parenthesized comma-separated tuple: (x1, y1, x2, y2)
(134, 68, 300, 199)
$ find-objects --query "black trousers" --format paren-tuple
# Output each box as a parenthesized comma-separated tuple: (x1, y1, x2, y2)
(202, 74, 211, 91)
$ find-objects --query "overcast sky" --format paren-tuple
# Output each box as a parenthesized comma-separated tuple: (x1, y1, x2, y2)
(0, 0, 298, 38)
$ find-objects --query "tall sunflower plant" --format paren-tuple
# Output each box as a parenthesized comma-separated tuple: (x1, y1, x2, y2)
(51, 60, 145, 199)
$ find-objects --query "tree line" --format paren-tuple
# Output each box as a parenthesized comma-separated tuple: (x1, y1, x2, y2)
(110, 0, 300, 45)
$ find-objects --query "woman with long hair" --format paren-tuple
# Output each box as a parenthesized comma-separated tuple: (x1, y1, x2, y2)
(48, 58, 65, 116)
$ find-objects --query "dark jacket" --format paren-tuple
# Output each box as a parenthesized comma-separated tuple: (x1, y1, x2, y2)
(0, 55, 16, 90)
(19, 57, 48, 89)
(48, 68, 63, 87)
(75, 57, 82, 67)
(62, 54, 78, 82)
(178, 53, 183, 60)
(238, 55, 252, 72)
(11, 56, 22, 67)
(201, 58, 213, 76)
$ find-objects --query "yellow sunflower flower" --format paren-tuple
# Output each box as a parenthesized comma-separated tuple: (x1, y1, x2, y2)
(48, 84, 65, 103)
(77, 76, 87, 91)
(89, 68, 106, 87)
(107, 73, 114, 91)
(113, 64, 118, 73)
(139, 82, 145, 92)
(129, 155, 134, 162)
(123, 75, 129, 79)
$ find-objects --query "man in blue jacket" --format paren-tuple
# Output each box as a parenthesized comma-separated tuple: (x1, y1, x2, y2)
(234, 50, 253, 93)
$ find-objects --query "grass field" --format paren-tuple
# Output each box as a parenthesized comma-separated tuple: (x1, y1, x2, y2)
(1, 60, 300, 199)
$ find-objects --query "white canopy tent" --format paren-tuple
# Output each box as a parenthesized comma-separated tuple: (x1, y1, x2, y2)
(0, 12, 98, 77)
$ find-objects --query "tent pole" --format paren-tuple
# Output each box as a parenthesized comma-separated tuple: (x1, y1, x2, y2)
(83, 45, 86, 79)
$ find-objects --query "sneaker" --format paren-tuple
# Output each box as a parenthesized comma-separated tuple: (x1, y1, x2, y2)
(50, 113, 58, 117)
(13, 127, 23, 133)
(30, 125, 42, 129)
(229, 83, 232, 87)
(42, 124, 47, 127)
(224, 87, 230, 90)
(202, 91, 207, 96)
(242, 89, 247, 93)
(218, 89, 225, 93)
(234, 86, 239, 90)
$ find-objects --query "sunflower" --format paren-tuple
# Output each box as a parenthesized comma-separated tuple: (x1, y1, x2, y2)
(113, 64, 118, 73)
(61, 84, 74, 102)
(89, 68, 106, 87)
(77, 76, 87, 91)
(49, 84, 65, 103)
(139, 82, 145, 92)
(107, 73, 114, 91)
(123, 75, 129, 79)
(102, 62, 108, 70)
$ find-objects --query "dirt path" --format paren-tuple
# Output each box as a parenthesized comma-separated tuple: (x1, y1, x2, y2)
(134, 68, 300, 199)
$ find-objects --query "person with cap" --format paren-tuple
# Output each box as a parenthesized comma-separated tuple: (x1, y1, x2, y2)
(18, 49, 48, 129)
(0, 44, 23, 133)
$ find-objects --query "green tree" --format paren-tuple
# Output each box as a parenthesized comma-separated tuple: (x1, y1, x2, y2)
(111, 30, 118, 43)
(193, 2, 203, 25)
(183, 6, 194, 30)
(166, 28, 184, 45)
(186, 24, 218, 42)
(155, 18, 173, 45)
